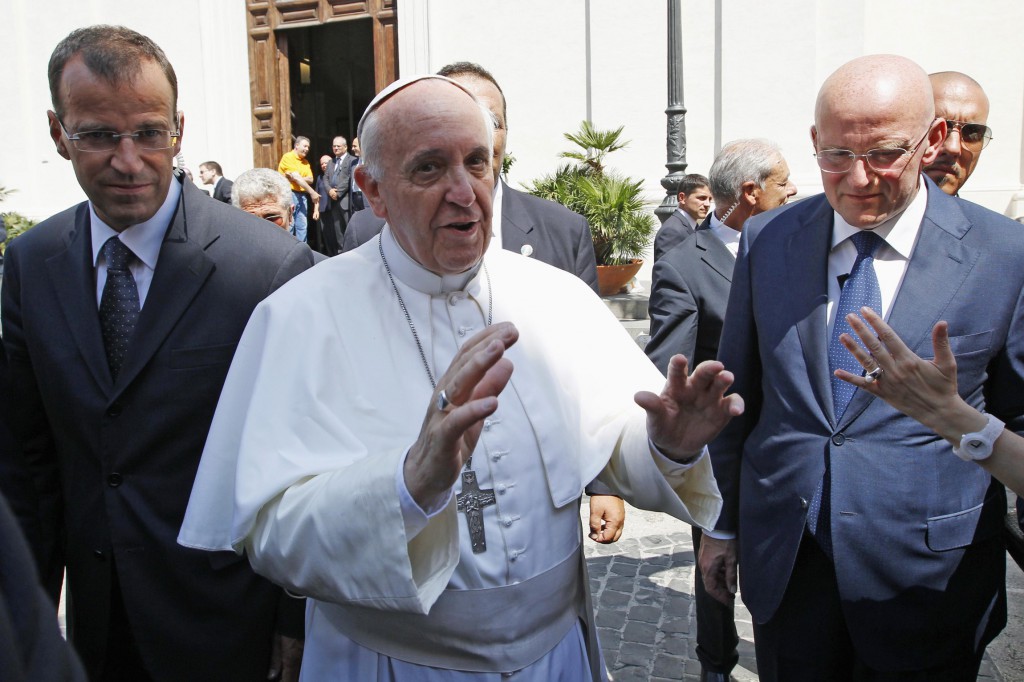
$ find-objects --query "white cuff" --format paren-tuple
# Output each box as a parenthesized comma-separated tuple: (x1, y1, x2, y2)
(396, 447, 453, 541)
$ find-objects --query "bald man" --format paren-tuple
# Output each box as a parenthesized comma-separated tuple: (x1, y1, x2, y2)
(700, 55, 1024, 680)
(923, 71, 992, 195)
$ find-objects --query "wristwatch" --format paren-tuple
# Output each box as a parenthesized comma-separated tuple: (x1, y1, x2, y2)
(953, 412, 1005, 462)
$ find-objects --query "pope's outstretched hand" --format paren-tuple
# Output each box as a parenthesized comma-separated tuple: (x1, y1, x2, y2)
(404, 322, 519, 509)
(635, 354, 744, 460)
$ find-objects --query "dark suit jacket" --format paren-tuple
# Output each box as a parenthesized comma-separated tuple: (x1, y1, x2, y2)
(212, 177, 233, 204)
(652, 209, 696, 263)
(712, 182, 1023, 669)
(327, 154, 352, 212)
(645, 218, 734, 373)
(342, 181, 599, 293)
(1, 175, 319, 681)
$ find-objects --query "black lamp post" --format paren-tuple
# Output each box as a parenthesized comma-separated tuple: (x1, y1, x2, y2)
(656, 0, 687, 224)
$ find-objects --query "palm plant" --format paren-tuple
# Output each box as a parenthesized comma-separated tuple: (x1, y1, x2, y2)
(525, 122, 654, 266)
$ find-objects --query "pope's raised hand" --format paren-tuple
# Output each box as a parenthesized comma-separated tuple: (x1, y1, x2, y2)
(404, 322, 519, 509)
(634, 354, 744, 460)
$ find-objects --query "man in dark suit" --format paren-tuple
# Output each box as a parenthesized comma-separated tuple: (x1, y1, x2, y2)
(1, 25, 318, 681)
(321, 136, 352, 255)
(700, 55, 1024, 681)
(347, 137, 365, 217)
(198, 160, 233, 203)
(646, 139, 795, 682)
(652, 173, 712, 263)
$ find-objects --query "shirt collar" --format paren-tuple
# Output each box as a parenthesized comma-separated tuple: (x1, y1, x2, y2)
(90, 177, 181, 269)
(380, 223, 483, 295)
(830, 175, 929, 260)
(709, 216, 741, 249)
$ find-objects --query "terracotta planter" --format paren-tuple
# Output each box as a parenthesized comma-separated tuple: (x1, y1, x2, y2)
(596, 259, 643, 297)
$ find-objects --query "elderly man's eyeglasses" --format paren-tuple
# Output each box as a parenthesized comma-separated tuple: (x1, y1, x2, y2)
(59, 119, 181, 153)
(814, 127, 931, 174)
(944, 120, 993, 150)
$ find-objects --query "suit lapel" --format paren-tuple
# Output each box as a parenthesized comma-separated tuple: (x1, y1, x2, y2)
(498, 182, 532, 255)
(112, 181, 216, 393)
(694, 221, 734, 282)
(46, 204, 112, 391)
(840, 189, 977, 426)
(788, 198, 836, 425)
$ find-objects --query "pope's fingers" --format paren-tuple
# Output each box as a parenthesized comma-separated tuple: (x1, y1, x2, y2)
(440, 338, 512, 409)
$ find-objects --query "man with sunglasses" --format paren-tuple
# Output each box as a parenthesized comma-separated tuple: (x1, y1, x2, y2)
(1, 25, 318, 681)
(923, 71, 992, 196)
(699, 55, 1024, 680)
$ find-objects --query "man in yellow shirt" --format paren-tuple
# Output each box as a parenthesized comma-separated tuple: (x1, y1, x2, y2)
(278, 136, 320, 243)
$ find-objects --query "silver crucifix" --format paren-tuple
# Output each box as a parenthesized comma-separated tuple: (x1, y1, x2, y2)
(456, 469, 496, 553)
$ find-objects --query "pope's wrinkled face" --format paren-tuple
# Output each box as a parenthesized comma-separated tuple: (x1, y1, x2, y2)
(361, 81, 494, 275)
(812, 104, 941, 229)
(49, 56, 182, 232)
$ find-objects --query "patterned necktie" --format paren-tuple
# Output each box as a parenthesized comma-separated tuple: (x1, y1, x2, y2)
(828, 230, 883, 419)
(99, 236, 141, 380)
(809, 230, 883, 558)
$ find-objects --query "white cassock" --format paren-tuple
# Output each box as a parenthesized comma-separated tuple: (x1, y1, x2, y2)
(179, 226, 722, 681)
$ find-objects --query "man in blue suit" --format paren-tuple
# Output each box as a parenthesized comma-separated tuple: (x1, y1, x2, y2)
(699, 54, 1024, 680)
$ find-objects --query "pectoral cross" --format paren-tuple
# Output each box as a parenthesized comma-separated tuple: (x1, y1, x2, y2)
(456, 469, 496, 554)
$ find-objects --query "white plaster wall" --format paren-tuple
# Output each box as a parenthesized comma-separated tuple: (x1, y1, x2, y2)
(4, 0, 1022, 226)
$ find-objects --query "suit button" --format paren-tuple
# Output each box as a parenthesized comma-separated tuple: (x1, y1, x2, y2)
(107, 473, 123, 487)
(800, 497, 809, 509)
(107, 403, 123, 418)
(93, 550, 105, 561)
(831, 433, 846, 446)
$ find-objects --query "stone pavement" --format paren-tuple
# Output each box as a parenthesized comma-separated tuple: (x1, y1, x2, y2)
(582, 498, 1023, 682)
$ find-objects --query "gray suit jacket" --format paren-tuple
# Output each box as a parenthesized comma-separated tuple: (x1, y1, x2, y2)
(1, 174, 318, 681)
(652, 209, 696, 263)
(645, 218, 734, 373)
(342, 182, 599, 293)
(712, 181, 1023, 669)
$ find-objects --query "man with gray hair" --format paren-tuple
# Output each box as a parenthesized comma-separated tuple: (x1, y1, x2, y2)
(645, 139, 794, 682)
(232, 168, 295, 230)
(180, 74, 742, 680)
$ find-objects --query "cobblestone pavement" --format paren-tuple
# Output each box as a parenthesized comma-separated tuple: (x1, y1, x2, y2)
(583, 500, 1021, 682)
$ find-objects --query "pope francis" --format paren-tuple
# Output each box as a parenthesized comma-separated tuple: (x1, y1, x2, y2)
(179, 75, 744, 681)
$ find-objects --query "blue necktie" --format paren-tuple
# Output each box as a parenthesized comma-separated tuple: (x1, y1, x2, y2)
(99, 236, 141, 380)
(828, 230, 883, 419)
(809, 230, 883, 557)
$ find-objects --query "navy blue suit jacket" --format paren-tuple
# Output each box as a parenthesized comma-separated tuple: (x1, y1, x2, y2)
(712, 180, 1024, 669)
(1, 175, 318, 680)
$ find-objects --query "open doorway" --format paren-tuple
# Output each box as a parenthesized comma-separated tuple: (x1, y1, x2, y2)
(283, 19, 377, 159)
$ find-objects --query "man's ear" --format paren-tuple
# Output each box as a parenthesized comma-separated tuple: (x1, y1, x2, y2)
(920, 118, 946, 166)
(172, 111, 185, 156)
(809, 125, 818, 152)
(356, 166, 389, 221)
(48, 111, 71, 160)
(740, 180, 759, 207)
